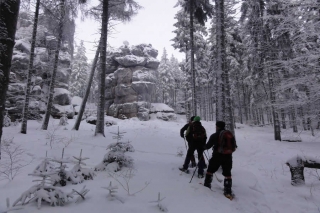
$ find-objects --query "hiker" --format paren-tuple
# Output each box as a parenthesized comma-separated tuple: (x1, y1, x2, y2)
(179, 116, 207, 178)
(180, 116, 197, 168)
(203, 121, 237, 197)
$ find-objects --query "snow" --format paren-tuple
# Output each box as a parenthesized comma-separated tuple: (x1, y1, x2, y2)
(71, 96, 83, 107)
(150, 103, 174, 113)
(1, 116, 320, 212)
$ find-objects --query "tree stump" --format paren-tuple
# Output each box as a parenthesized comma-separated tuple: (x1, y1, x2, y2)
(286, 156, 320, 186)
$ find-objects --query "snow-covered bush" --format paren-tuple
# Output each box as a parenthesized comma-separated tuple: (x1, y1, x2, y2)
(3, 113, 11, 127)
(102, 181, 124, 203)
(95, 127, 134, 171)
(107, 141, 135, 152)
(69, 150, 95, 181)
(59, 113, 68, 126)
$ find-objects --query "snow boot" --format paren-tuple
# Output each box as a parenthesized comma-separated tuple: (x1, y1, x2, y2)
(203, 173, 213, 189)
(224, 178, 232, 195)
(198, 173, 204, 179)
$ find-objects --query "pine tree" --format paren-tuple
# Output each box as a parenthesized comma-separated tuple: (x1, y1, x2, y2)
(0, 0, 21, 159)
(70, 40, 89, 98)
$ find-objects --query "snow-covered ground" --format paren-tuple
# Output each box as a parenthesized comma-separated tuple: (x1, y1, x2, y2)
(1, 115, 320, 213)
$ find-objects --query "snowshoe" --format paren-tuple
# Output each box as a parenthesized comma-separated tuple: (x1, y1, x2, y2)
(179, 167, 189, 174)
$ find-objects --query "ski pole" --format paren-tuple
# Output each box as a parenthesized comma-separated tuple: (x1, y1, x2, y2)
(189, 165, 198, 183)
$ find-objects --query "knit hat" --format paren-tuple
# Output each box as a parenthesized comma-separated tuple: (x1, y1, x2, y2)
(216, 121, 225, 129)
(193, 116, 201, 122)
(190, 116, 195, 122)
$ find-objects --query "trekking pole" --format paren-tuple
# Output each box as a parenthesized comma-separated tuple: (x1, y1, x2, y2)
(189, 165, 198, 183)
(203, 151, 223, 183)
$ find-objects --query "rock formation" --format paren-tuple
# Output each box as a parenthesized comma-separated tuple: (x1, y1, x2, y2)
(105, 44, 160, 121)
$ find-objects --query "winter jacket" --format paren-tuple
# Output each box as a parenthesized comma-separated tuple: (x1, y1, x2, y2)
(204, 128, 237, 154)
(180, 123, 193, 141)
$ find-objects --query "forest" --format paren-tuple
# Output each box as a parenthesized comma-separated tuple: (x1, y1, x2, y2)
(1, 0, 320, 150)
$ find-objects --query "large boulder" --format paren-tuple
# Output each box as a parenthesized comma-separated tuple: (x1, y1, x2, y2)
(114, 68, 132, 84)
(53, 88, 71, 105)
(51, 104, 74, 119)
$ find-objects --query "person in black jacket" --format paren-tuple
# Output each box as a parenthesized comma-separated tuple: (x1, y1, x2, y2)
(179, 116, 207, 178)
(203, 121, 237, 196)
(180, 116, 196, 167)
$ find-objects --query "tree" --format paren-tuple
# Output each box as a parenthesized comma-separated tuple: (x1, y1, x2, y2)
(73, 38, 101, 131)
(175, 0, 213, 116)
(20, 0, 40, 134)
(41, 0, 67, 130)
(70, 40, 89, 97)
(0, 0, 21, 159)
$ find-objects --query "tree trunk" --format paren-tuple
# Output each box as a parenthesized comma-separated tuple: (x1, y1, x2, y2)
(73, 38, 101, 130)
(189, 0, 196, 116)
(267, 71, 281, 141)
(215, 0, 226, 122)
(0, 0, 21, 159)
(291, 106, 297, 132)
(95, 0, 109, 136)
(286, 156, 320, 186)
(41, 0, 65, 130)
(21, 0, 40, 134)
(281, 108, 286, 129)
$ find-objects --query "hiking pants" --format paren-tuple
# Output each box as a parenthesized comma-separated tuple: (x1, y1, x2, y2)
(207, 153, 232, 177)
(183, 144, 205, 175)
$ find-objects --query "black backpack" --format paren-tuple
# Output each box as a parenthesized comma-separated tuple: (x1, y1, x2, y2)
(217, 130, 236, 154)
(191, 122, 206, 141)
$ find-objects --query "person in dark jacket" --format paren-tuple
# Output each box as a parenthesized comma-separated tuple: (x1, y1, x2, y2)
(179, 116, 207, 178)
(203, 121, 237, 196)
(180, 116, 196, 167)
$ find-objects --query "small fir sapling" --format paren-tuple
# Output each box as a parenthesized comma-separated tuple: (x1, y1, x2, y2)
(50, 149, 82, 186)
(149, 193, 168, 212)
(33, 151, 55, 174)
(59, 113, 68, 126)
(0, 198, 23, 213)
(95, 127, 134, 171)
(13, 168, 73, 209)
(3, 113, 11, 127)
(101, 181, 124, 203)
(70, 149, 95, 181)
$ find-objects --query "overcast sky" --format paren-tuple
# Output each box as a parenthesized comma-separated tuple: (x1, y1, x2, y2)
(75, 0, 185, 62)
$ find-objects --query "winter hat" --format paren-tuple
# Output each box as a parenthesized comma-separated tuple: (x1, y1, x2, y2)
(190, 116, 195, 122)
(216, 121, 225, 129)
(193, 116, 201, 122)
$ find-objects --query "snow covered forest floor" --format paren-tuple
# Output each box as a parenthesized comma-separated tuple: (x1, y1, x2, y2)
(1, 115, 320, 213)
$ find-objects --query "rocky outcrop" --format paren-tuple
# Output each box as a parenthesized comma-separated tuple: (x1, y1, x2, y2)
(105, 44, 160, 121)
(6, 12, 74, 120)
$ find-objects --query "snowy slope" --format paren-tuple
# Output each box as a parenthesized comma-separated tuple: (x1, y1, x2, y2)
(0, 115, 320, 213)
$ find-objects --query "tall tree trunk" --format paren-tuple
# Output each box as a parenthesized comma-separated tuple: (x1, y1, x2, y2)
(268, 71, 281, 141)
(237, 73, 243, 124)
(189, 0, 196, 116)
(21, 0, 40, 134)
(281, 108, 286, 129)
(291, 105, 297, 133)
(73, 38, 101, 130)
(95, 0, 109, 136)
(41, 0, 65, 130)
(215, 0, 226, 122)
(0, 0, 21, 159)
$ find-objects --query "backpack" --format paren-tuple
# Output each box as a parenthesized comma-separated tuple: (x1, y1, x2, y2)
(191, 122, 206, 141)
(217, 130, 236, 154)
